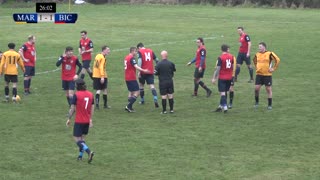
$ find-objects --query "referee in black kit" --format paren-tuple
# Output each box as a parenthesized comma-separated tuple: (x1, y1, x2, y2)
(154, 50, 176, 114)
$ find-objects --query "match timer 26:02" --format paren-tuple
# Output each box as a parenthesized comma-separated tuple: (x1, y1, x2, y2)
(36, 2, 56, 13)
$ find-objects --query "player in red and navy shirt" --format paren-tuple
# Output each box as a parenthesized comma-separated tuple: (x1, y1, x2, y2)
(187, 37, 212, 97)
(19, 35, 36, 95)
(124, 47, 149, 113)
(78, 30, 93, 80)
(66, 79, 95, 163)
(235, 27, 254, 82)
(212, 44, 236, 113)
(136, 42, 159, 107)
(56, 47, 82, 107)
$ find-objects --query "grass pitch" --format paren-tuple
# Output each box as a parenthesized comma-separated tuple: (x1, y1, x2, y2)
(0, 3, 320, 179)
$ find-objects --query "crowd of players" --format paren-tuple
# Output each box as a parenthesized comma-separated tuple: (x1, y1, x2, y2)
(0, 27, 280, 163)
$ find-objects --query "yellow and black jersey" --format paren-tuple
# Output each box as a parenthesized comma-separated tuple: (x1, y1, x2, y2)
(253, 51, 280, 76)
(0, 50, 25, 75)
(92, 53, 107, 78)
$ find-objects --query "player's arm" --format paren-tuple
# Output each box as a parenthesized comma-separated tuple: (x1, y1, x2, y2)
(19, 45, 28, 62)
(18, 56, 25, 73)
(153, 52, 159, 64)
(99, 58, 105, 78)
(56, 56, 63, 67)
(252, 55, 257, 68)
(154, 63, 159, 75)
(246, 35, 251, 57)
(132, 58, 149, 73)
(66, 94, 77, 127)
(86, 40, 94, 53)
(232, 56, 236, 76)
(269, 52, 280, 72)
(199, 49, 206, 68)
(0, 55, 5, 74)
(78, 41, 82, 54)
(187, 57, 196, 66)
(137, 51, 142, 67)
(212, 58, 221, 84)
(76, 58, 82, 75)
(90, 94, 94, 127)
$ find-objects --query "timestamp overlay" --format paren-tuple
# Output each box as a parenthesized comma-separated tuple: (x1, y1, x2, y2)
(13, 2, 78, 24)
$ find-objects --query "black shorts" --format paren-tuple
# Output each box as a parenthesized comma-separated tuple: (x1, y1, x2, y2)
(236, 53, 251, 65)
(73, 123, 90, 137)
(159, 80, 174, 95)
(255, 75, 272, 86)
(5, 75, 18, 83)
(139, 74, 154, 85)
(24, 66, 35, 77)
(194, 68, 205, 78)
(126, 80, 139, 92)
(218, 79, 232, 92)
(62, 80, 75, 90)
(93, 78, 107, 90)
(82, 60, 91, 69)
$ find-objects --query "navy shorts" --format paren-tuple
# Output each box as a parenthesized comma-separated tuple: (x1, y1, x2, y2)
(236, 53, 251, 65)
(255, 75, 272, 86)
(159, 80, 174, 95)
(5, 75, 18, 83)
(126, 80, 139, 92)
(194, 68, 205, 78)
(218, 79, 232, 92)
(139, 74, 155, 85)
(62, 80, 75, 90)
(82, 60, 91, 69)
(24, 66, 35, 77)
(73, 123, 89, 137)
(93, 78, 107, 90)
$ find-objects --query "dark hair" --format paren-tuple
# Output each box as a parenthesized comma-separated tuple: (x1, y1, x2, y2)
(101, 45, 109, 51)
(197, 37, 204, 45)
(136, 42, 144, 48)
(75, 79, 86, 91)
(80, 30, 87, 34)
(8, 43, 15, 49)
(259, 42, 267, 48)
(130, 47, 136, 53)
(0, 51, 2, 54)
(237, 27, 244, 30)
(221, 44, 230, 52)
(65, 46, 73, 52)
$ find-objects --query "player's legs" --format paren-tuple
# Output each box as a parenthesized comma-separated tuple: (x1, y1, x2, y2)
(246, 63, 254, 82)
(264, 76, 273, 109)
(126, 81, 139, 112)
(73, 123, 93, 162)
(23, 66, 34, 95)
(80, 60, 93, 80)
(195, 68, 211, 97)
(168, 93, 174, 113)
(149, 84, 159, 108)
(161, 94, 168, 114)
(254, 85, 262, 107)
(138, 76, 145, 104)
(235, 53, 244, 82)
(228, 85, 234, 108)
(4, 76, 10, 101)
(11, 76, 18, 102)
(266, 86, 272, 109)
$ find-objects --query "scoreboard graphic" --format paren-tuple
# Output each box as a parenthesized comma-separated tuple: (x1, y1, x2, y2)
(13, 2, 78, 24)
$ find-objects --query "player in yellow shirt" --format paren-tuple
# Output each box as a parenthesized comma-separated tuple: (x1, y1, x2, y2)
(0, 43, 25, 102)
(92, 45, 110, 109)
(253, 42, 280, 110)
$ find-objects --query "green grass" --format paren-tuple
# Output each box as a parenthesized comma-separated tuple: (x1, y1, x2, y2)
(0, 3, 320, 179)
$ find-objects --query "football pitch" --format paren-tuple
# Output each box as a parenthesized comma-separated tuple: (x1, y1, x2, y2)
(0, 3, 320, 179)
